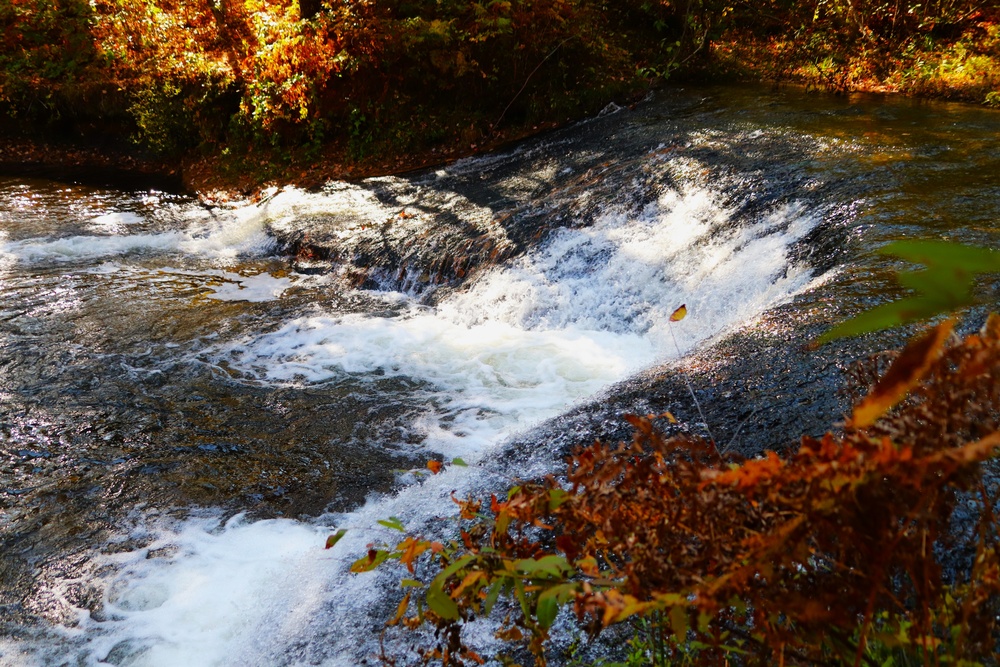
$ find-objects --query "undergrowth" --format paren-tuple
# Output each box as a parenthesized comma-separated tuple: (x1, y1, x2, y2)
(347, 312, 1000, 665)
(4, 0, 996, 184)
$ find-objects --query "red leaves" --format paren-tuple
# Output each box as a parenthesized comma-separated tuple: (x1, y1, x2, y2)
(397, 537, 431, 573)
(555, 534, 579, 561)
(709, 449, 784, 493)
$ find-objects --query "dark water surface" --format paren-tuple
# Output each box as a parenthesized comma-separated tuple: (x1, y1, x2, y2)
(1, 84, 998, 666)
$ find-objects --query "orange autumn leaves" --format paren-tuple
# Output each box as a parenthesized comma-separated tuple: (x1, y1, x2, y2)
(362, 316, 1000, 666)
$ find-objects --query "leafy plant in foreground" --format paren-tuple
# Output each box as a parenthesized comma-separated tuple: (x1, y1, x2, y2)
(347, 316, 1000, 666)
(820, 240, 1000, 342)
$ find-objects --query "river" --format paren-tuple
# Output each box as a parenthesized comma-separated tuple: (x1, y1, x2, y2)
(1, 84, 999, 666)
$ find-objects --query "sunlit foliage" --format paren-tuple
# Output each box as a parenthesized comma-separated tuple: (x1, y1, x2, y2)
(716, 0, 1000, 102)
(2, 0, 678, 155)
(357, 317, 1000, 665)
(3, 1, 996, 163)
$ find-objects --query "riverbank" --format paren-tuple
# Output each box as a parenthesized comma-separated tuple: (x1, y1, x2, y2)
(4, 1, 996, 198)
(0, 113, 588, 199)
(5, 71, 997, 201)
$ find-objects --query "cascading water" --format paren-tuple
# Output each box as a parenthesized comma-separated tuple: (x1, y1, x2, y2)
(3, 85, 999, 666)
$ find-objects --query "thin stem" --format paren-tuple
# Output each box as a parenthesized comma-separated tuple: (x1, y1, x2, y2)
(491, 35, 576, 136)
(667, 322, 719, 456)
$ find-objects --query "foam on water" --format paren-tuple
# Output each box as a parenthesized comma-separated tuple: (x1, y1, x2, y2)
(440, 185, 819, 352)
(204, 182, 821, 462)
(202, 271, 293, 302)
(214, 312, 652, 459)
(81, 514, 328, 667)
(88, 211, 146, 233)
(4, 175, 835, 667)
(2, 159, 834, 666)
(0, 201, 274, 264)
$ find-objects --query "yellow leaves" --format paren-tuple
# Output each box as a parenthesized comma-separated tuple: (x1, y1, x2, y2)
(453, 570, 486, 597)
(397, 536, 431, 573)
(670, 303, 687, 321)
(850, 319, 954, 428)
(494, 625, 523, 642)
(598, 590, 688, 626)
(576, 555, 599, 577)
(598, 589, 649, 625)
(388, 592, 410, 626)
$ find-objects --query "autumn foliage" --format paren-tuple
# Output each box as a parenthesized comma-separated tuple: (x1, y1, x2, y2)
(2, 0, 676, 156)
(714, 0, 1000, 102)
(3, 1, 998, 170)
(359, 317, 1000, 666)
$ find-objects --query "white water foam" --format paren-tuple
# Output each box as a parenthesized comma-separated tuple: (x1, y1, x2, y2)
(202, 271, 293, 302)
(0, 202, 274, 264)
(441, 186, 819, 353)
(10, 172, 830, 666)
(216, 312, 652, 460)
(88, 211, 146, 233)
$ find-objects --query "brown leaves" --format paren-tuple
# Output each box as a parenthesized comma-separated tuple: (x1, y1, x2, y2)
(850, 319, 954, 428)
(372, 316, 1000, 666)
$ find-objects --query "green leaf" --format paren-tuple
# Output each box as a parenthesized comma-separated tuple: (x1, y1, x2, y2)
(324, 528, 347, 549)
(483, 579, 502, 616)
(547, 488, 569, 511)
(879, 240, 1000, 272)
(895, 268, 971, 300)
(377, 516, 406, 532)
(820, 240, 1000, 343)
(536, 593, 559, 629)
(669, 604, 689, 643)
(514, 555, 572, 579)
(697, 611, 713, 633)
(451, 457, 468, 466)
(400, 578, 424, 588)
(436, 554, 477, 581)
(426, 583, 459, 620)
(536, 582, 577, 628)
(818, 295, 954, 342)
(350, 549, 391, 573)
(514, 577, 530, 619)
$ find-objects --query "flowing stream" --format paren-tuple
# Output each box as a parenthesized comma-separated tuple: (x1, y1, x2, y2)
(1, 85, 999, 666)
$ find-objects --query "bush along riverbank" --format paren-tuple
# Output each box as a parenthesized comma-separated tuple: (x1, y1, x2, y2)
(355, 245, 1000, 666)
(2, 0, 998, 194)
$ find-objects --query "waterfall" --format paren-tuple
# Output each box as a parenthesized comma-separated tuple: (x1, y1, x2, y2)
(3, 165, 829, 666)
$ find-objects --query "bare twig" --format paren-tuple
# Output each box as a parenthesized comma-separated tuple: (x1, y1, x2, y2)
(490, 35, 577, 137)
